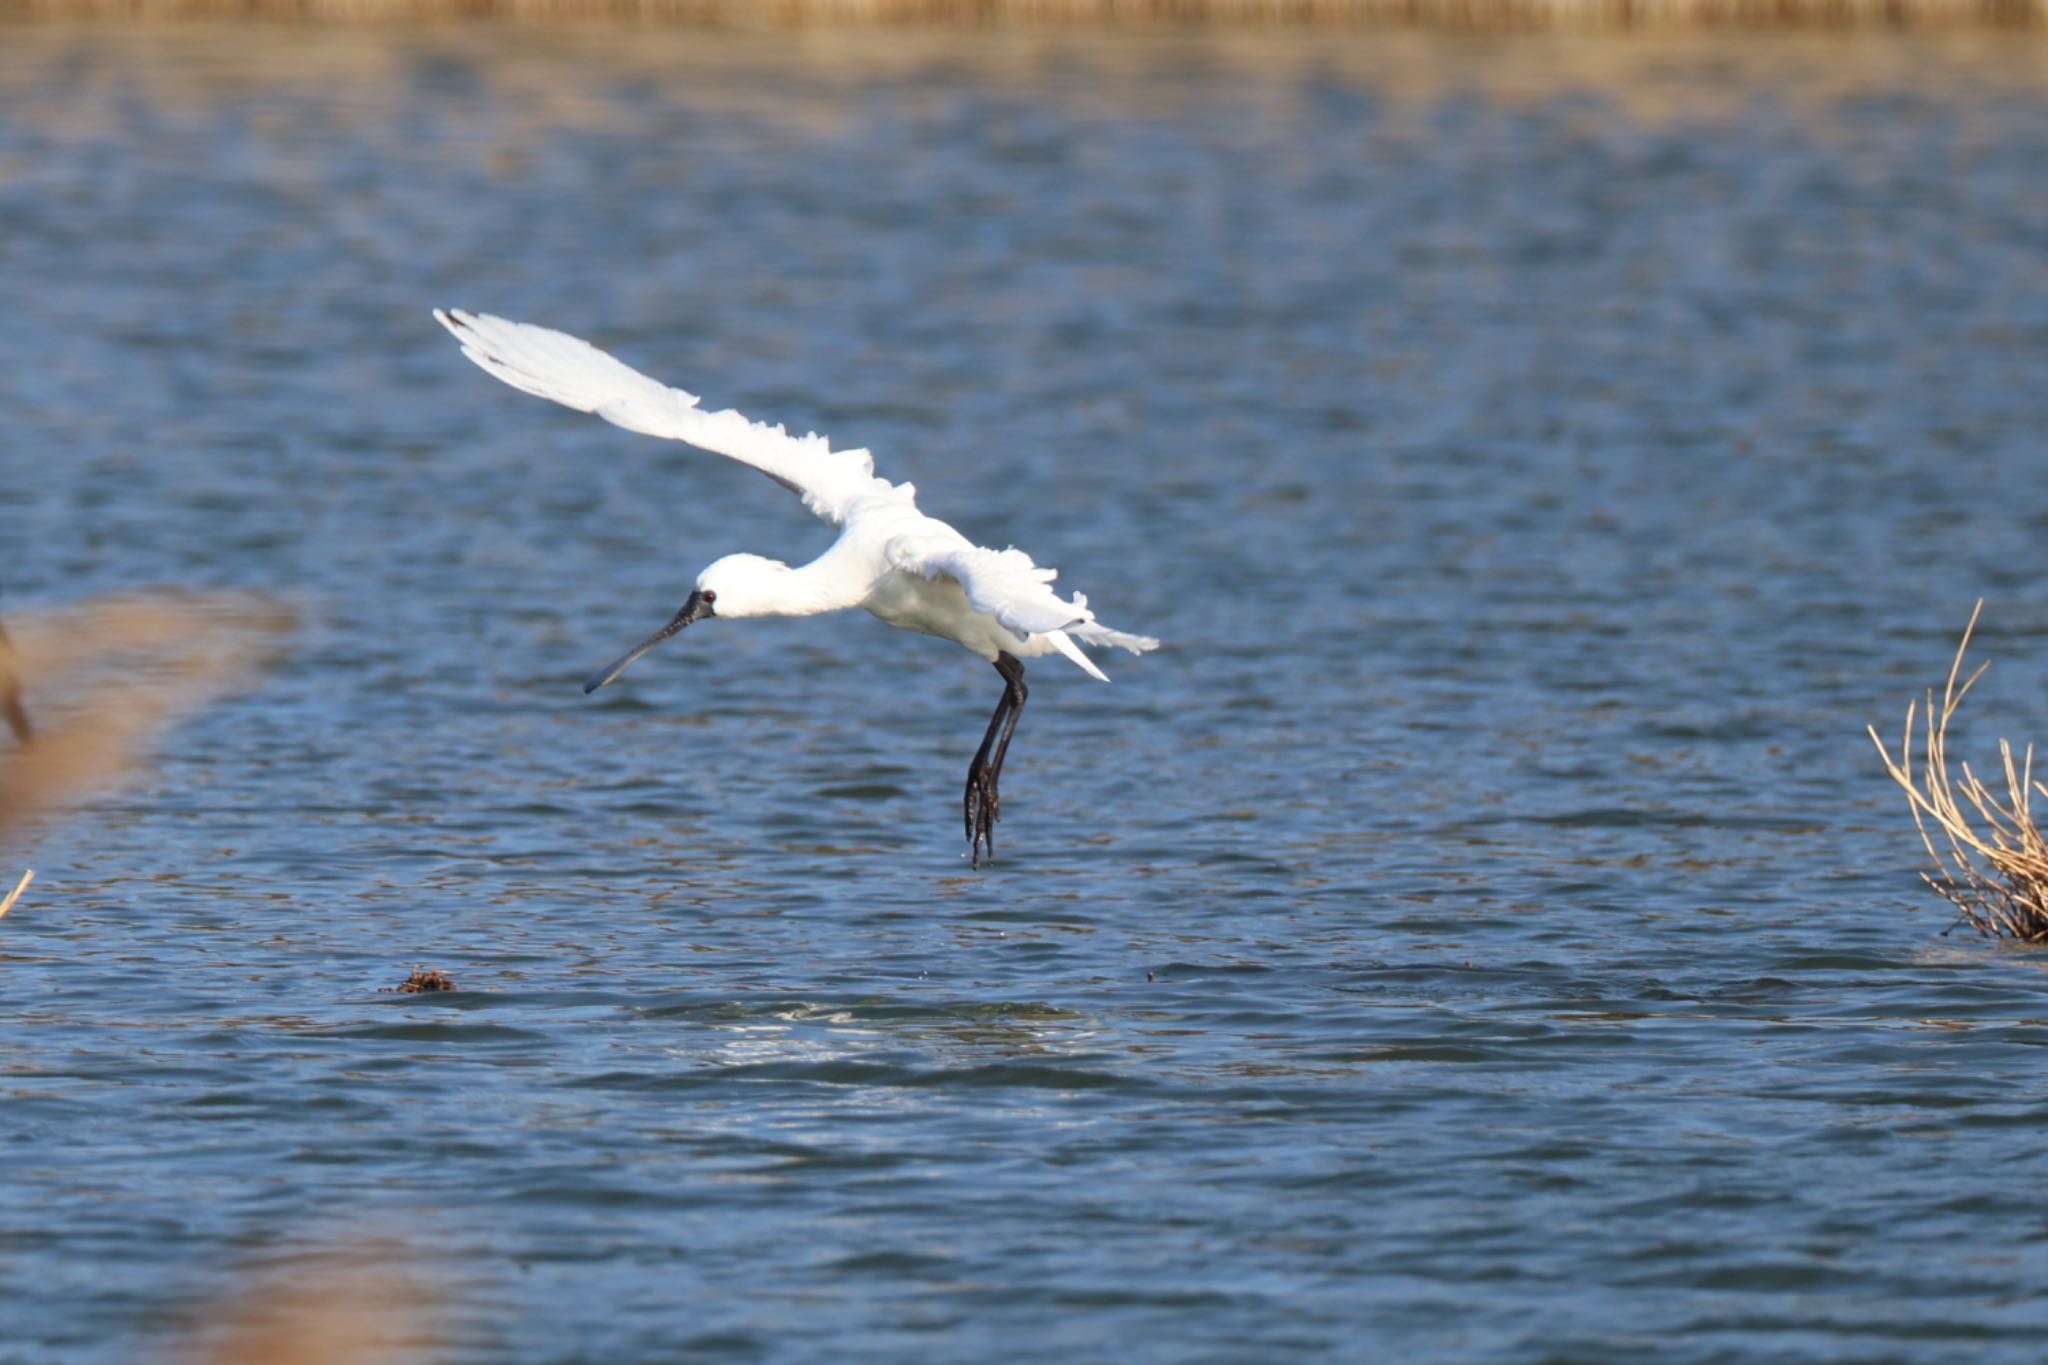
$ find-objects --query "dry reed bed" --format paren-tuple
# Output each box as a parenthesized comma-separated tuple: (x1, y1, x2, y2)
(1870, 602, 2048, 942)
(0, 0, 2041, 21)
(5, 24, 2045, 152)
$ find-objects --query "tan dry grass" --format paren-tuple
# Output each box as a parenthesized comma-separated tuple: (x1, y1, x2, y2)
(1869, 601, 2048, 942)
(0, 591, 294, 851)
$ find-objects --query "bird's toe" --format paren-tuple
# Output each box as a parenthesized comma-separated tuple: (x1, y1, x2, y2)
(965, 769, 1002, 868)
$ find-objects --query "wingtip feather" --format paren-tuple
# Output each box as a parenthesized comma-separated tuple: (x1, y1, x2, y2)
(435, 310, 908, 526)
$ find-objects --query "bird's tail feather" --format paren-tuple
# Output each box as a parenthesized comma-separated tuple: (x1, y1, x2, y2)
(1045, 630, 1111, 682)
(1043, 621, 1159, 682)
(1068, 622, 1160, 656)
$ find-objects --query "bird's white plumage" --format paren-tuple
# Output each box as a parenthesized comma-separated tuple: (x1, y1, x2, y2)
(434, 309, 1158, 680)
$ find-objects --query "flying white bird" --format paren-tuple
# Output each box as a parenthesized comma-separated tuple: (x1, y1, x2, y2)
(434, 310, 1158, 866)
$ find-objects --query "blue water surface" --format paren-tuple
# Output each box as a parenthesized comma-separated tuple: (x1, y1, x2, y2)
(3, 24, 2048, 1362)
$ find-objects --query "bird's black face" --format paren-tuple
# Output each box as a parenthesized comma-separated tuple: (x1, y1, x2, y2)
(582, 589, 716, 695)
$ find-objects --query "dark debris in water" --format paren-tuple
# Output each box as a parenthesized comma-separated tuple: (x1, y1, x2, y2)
(385, 967, 456, 994)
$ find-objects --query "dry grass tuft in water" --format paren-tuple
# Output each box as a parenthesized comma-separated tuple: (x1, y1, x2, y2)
(1869, 601, 2048, 943)
(0, 591, 294, 850)
(386, 966, 458, 993)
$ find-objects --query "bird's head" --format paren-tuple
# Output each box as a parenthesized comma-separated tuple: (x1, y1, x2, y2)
(580, 554, 792, 695)
(692, 554, 789, 620)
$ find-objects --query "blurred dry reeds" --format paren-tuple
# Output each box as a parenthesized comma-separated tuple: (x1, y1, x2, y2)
(177, 1240, 442, 1365)
(1869, 602, 2048, 943)
(0, 0, 2040, 22)
(0, 620, 30, 748)
(0, 590, 293, 851)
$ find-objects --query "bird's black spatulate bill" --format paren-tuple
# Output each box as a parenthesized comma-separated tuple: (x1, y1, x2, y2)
(583, 590, 713, 693)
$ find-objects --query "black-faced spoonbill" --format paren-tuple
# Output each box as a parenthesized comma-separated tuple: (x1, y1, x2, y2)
(435, 310, 1158, 867)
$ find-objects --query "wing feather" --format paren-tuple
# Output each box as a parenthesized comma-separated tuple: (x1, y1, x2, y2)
(435, 309, 892, 523)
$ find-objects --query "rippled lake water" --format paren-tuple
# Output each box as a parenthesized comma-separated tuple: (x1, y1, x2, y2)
(4, 23, 2048, 1361)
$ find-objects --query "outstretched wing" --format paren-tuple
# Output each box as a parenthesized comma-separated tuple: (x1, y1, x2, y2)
(435, 309, 895, 525)
(894, 539, 1160, 682)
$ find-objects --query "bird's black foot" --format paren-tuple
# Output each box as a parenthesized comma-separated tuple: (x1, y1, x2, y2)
(963, 652, 1027, 869)
(965, 758, 1002, 869)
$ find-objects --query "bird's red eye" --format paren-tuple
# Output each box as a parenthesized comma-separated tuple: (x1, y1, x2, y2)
(701, 591, 716, 604)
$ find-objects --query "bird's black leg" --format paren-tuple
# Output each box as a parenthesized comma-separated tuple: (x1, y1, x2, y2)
(964, 652, 1027, 868)
(987, 656, 1028, 802)
(964, 679, 1013, 863)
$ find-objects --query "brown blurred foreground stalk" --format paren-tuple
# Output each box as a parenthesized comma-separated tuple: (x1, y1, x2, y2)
(177, 1240, 441, 1365)
(1869, 602, 2048, 942)
(0, 620, 29, 747)
(0, 0, 2041, 22)
(0, 591, 293, 850)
